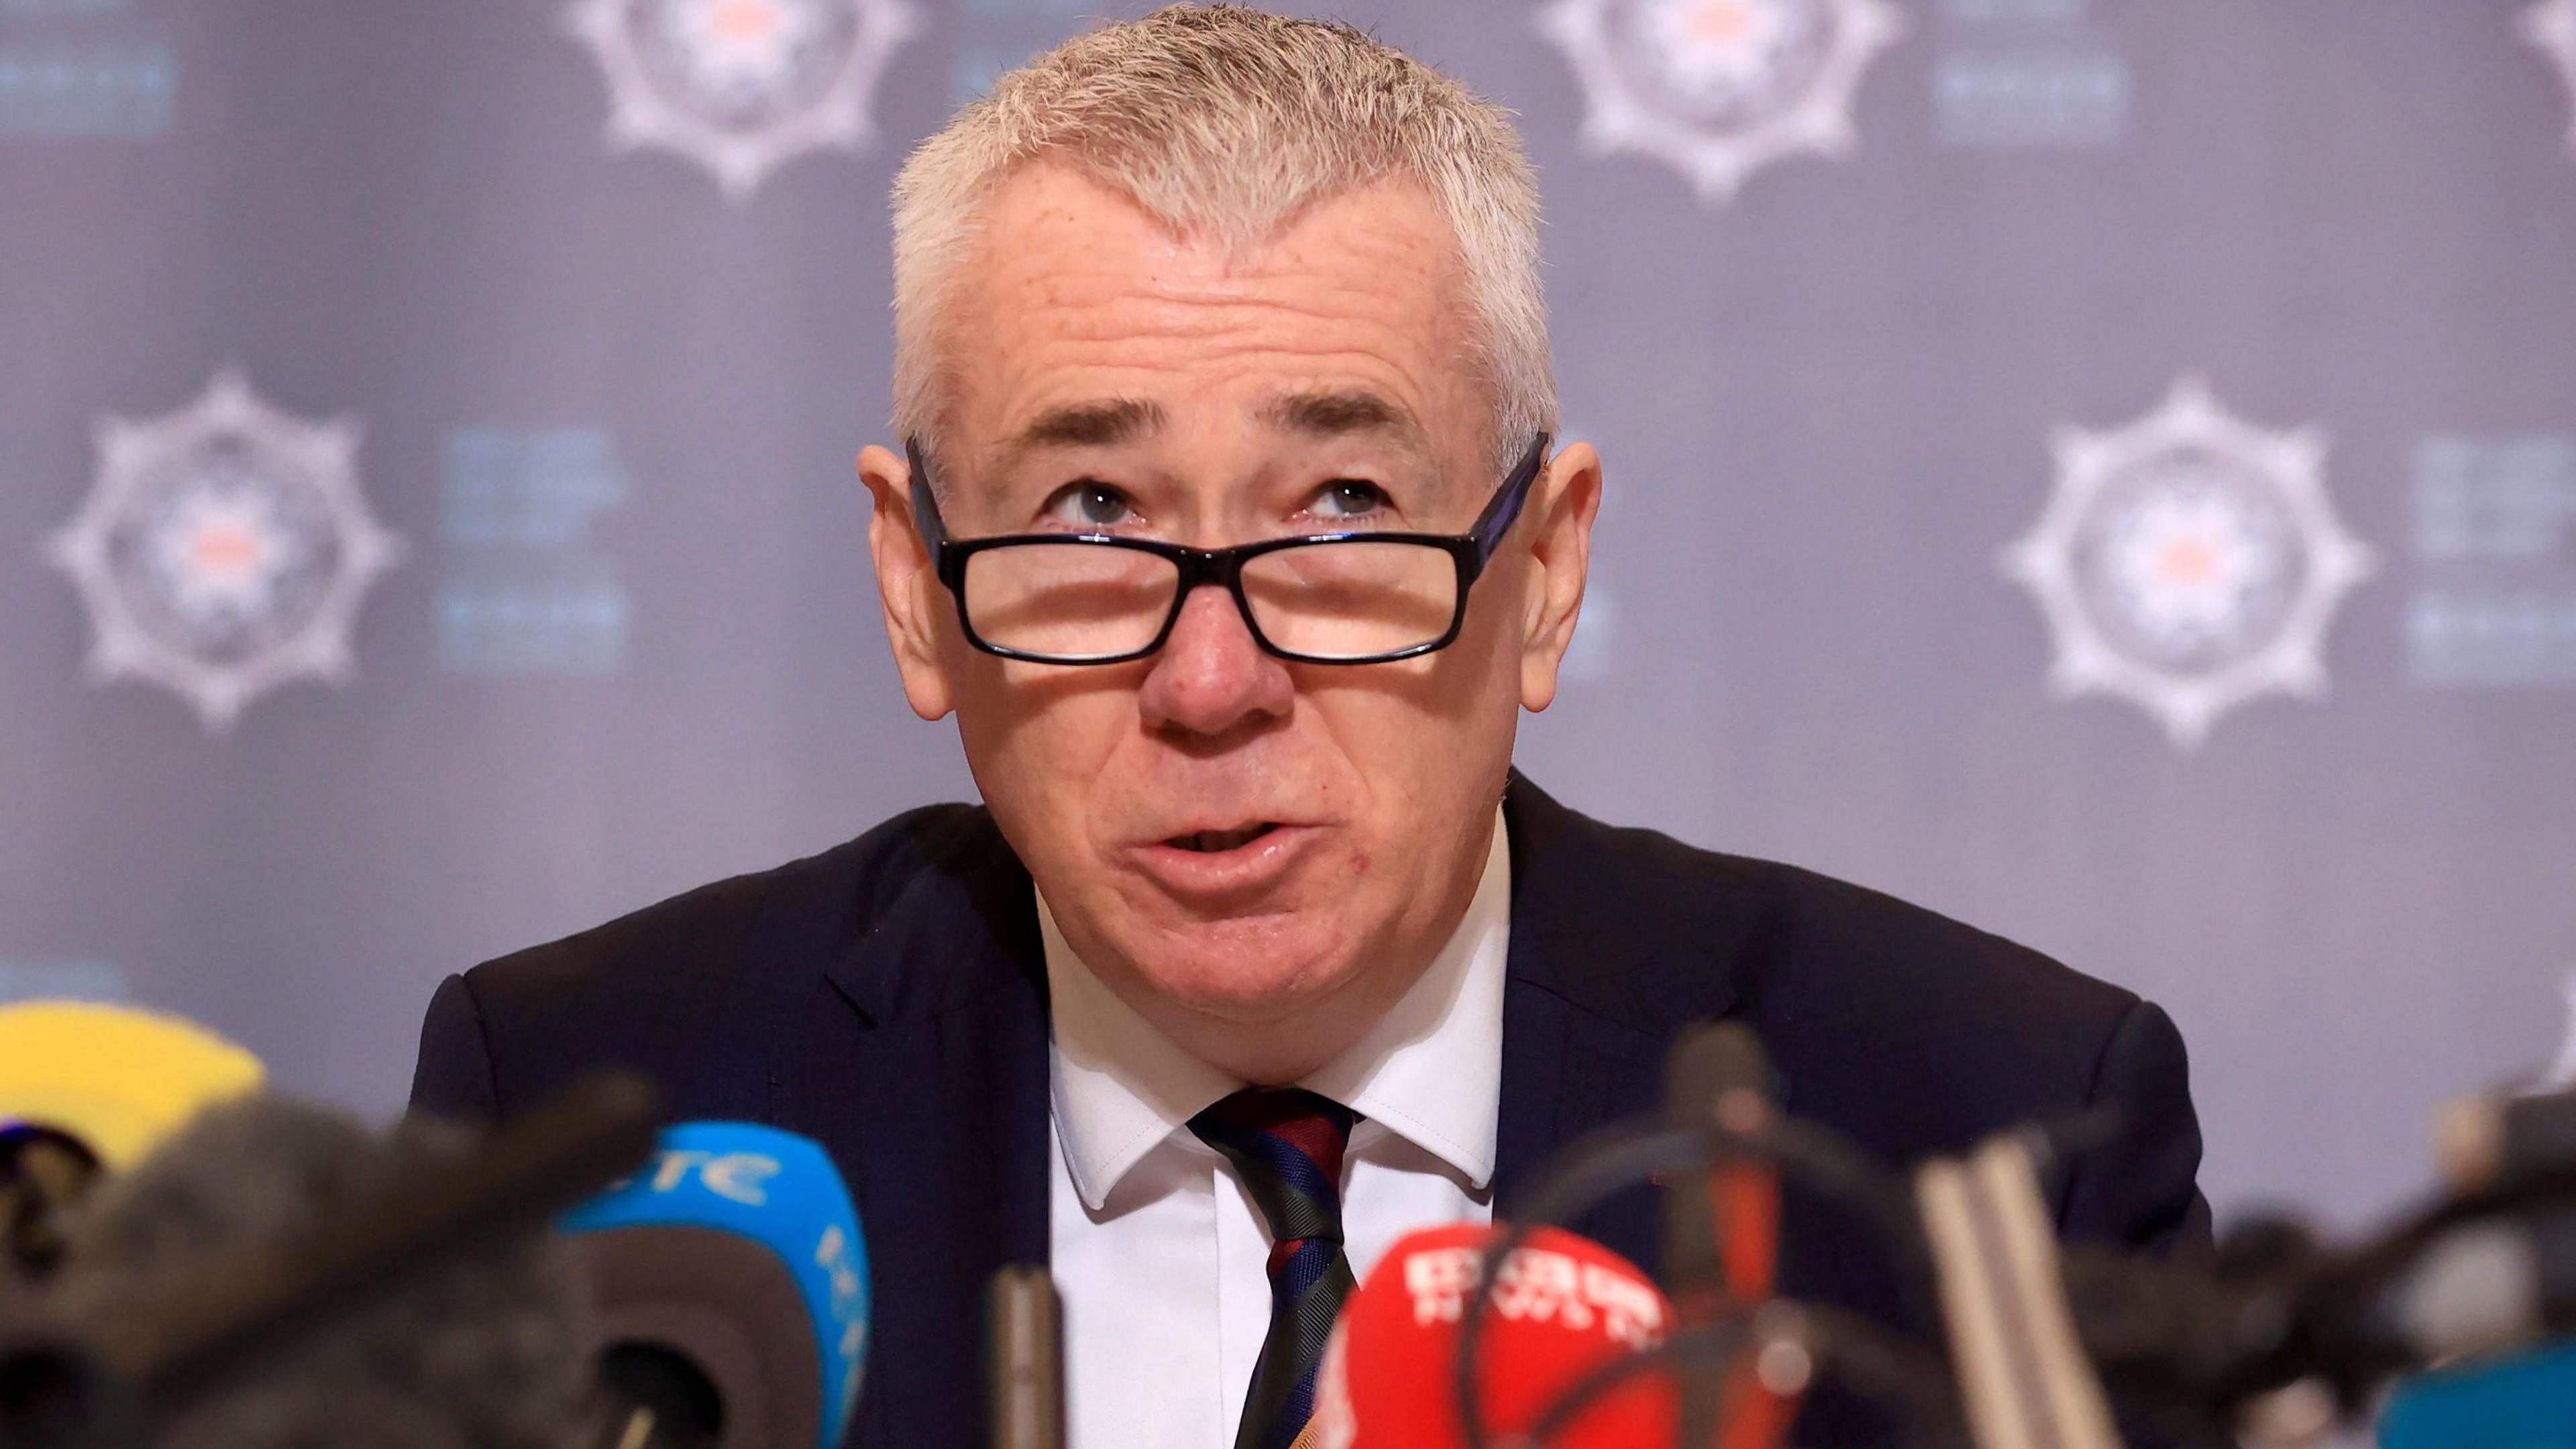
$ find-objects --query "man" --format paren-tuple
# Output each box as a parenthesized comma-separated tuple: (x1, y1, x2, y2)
(412, 7, 2210, 1446)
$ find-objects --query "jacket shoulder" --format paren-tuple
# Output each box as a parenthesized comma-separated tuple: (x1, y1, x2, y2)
(433, 802, 997, 1113)
(1719, 850, 2145, 1151)
(1715, 850, 2137, 1037)
(1517, 782, 2147, 1148)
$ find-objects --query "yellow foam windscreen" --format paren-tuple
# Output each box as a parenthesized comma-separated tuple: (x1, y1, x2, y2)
(0, 1000, 266, 1169)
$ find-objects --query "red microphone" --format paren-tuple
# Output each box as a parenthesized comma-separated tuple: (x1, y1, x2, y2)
(1311, 1223, 1678, 1449)
(1663, 1022, 1799, 1449)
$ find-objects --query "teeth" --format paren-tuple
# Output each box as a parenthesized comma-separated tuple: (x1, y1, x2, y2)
(1174, 824, 1275, 853)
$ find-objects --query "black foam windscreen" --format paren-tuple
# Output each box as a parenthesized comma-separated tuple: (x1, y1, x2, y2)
(570, 1222, 822, 1449)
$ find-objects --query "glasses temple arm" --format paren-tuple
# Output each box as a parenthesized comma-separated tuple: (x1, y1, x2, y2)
(903, 439, 951, 552)
(1469, 432, 1552, 559)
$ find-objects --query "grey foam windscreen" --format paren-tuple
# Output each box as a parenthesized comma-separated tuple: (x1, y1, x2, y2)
(50, 1097, 596, 1449)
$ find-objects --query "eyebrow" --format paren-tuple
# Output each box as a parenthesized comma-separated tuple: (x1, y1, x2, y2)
(978, 388, 1430, 492)
(996, 398, 1166, 468)
(1258, 388, 1426, 443)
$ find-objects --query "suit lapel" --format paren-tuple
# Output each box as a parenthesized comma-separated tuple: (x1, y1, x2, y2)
(786, 810, 1053, 1444)
(1493, 772, 1746, 1267)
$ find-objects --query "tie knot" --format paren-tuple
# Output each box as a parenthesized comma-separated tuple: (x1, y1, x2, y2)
(1187, 1087, 1357, 1246)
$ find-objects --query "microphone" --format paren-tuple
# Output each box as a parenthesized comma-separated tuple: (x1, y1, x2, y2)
(2439, 1084, 2576, 1194)
(1311, 1222, 1676, 1449)
(1914, 1132, 2121, 1449)
(1660, 1022, 1780, 1307)
(1658, 1022, 1794, 1449)
(558, 1122, 869, 1449)
(984, 1266, 1063, 1449)
(0, 1002, 264, 1281)
(2059, 1155, 2576, 1442)
(2379, 1339, 2576, 1449)
(22, 1091, 604, 1449)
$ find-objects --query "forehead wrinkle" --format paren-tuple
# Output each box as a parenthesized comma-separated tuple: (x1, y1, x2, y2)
(951, 172, 1490, 482)
(1025, 280, 1450, 350)
(988, 325, 1448, 436)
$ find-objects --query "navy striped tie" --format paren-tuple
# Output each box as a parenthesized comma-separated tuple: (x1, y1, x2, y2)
(1189, 1087, 1359, 1449)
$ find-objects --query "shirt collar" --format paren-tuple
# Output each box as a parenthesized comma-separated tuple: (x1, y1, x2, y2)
(1041, 808, 1511, 1213)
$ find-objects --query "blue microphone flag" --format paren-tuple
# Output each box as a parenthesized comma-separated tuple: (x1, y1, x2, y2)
(2381, 1342, 2576, 1449)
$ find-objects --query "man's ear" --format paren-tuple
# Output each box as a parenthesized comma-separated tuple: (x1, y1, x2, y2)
(858, 443, 959, 721)
(1517, 439, 1603, 712)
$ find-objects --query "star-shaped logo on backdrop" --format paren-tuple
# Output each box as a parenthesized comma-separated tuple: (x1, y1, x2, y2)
(44, 369, 402, 732)
(1538, 0, 1905, 204)
(2526, 0, 2576, 157)
(2001, 378, 2376, 749)
(565, 0, 920, 199)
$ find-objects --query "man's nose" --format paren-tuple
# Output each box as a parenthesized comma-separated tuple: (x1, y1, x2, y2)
(1136, 584, 1295, 739)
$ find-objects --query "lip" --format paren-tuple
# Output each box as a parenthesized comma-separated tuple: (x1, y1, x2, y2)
(1125, 822, 1322, 902)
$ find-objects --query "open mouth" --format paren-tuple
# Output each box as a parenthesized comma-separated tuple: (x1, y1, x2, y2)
(1165, 823, 1280, 853)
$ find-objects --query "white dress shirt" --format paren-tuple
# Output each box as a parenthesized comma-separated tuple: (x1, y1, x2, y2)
(1041, 810, 1511, 1449)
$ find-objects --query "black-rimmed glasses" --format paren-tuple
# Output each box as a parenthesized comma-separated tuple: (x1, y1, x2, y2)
(904, 433, 1551, 665)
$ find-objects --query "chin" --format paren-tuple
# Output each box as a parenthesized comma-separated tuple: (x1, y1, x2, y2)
(1119, 910, 1365, 1025)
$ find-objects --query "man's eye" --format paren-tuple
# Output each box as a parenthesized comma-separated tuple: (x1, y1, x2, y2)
(1041, 481, 1136, 529)
(1311, 478, 1391, 521)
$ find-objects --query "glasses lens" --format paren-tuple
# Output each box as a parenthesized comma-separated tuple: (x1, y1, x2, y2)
(1240, 540, 1461, 660)
(963, 543, 1180, 661)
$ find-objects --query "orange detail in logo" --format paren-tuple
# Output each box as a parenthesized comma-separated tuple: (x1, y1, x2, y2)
(190, 523, 265, 578)
(1687, 0, 1758, 47)
(2157, 536, 2220, 586)
(709, 0, 778, 43)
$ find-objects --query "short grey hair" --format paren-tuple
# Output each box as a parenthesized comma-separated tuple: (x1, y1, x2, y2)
(889, 3, 1556, 472)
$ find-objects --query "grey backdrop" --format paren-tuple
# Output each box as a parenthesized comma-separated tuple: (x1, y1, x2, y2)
(4, 0, 2573, 1234)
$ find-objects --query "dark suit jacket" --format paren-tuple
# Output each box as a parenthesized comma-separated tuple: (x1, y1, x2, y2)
(412, 772, 2210, 1446)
